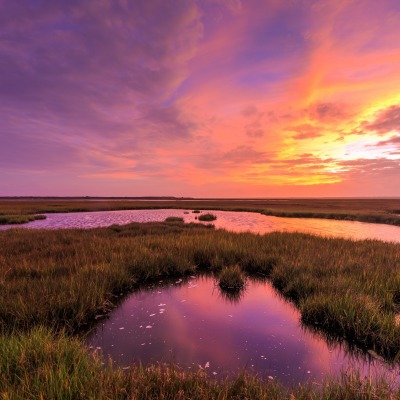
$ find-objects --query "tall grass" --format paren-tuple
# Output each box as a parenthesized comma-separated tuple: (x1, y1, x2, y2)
(1, 327, 398, 399)
(1, 221, 400, 360)
(2, 221, 400, 397)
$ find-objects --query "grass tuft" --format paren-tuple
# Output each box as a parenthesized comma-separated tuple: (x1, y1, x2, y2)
(219, 265, 246, 290)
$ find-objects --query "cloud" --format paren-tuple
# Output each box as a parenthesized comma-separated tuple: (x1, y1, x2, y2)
(375, 135, 400, 147)
(290, 124, 322, 140)
(0, 0, 204, 158)
(363, 105, 400, 134)
(241, 105, 258, 117)
(241, 106, 265, 137)
(307, 102, 350, 122)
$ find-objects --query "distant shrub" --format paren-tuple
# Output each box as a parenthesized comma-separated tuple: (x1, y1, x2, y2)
(192, 210, 201, 214)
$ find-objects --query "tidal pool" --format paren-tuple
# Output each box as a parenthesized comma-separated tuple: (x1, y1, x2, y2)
(87, 275, 400, 386)
(1, 208, 400, 243)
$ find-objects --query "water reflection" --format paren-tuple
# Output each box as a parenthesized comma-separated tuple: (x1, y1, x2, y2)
(1, 209, 400, 243)
(86, 275, 400, 386)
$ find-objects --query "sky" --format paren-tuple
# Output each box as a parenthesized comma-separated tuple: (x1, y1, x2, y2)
(1, 0, 400, 197)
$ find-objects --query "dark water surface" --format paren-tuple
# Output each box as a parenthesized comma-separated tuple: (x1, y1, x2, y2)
(1, 209, 400, 243)
(87, 275, 400, 386)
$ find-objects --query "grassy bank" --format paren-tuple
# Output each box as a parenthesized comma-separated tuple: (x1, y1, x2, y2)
(2, 220, 400, 397)
(1, 197, 399, 226)
(0, 213, 46, 225)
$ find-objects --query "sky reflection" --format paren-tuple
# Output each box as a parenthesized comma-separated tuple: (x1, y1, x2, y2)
(87, 275, 399, 386)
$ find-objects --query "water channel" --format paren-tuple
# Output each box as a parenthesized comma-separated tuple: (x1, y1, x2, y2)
(1, 208, 400, 243)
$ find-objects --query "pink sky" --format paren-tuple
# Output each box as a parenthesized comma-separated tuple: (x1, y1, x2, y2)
(1, 0, 400, 197)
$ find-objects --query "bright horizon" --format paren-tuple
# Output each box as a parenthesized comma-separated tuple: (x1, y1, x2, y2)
(1, 1, 400, 197)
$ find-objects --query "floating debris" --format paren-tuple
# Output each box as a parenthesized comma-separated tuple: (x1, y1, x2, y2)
(149, 314, 156, 317)
(146, 325, 152, 329)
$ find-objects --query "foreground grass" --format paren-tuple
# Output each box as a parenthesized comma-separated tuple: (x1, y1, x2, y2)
(2, 221, 400, 398)
(1, 327, 398, 400)
(1, 198, 400, 226)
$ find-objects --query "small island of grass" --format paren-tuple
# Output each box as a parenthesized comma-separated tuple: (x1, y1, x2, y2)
(219, 265, 246, 290)
(198, 213, 217, 221)
(164, 216, 184, 223)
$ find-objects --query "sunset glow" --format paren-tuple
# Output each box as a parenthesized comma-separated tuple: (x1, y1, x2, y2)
(1, 0, 400, 197)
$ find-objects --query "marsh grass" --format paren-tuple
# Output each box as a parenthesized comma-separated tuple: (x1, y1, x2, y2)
(1, 327, 399, 400)
(198, 213, 217, 221)
(0, 214, 46, 224)
(1, 222, 400, 361)
(2, 220, 400, 397)
(218, 265, 246, 290)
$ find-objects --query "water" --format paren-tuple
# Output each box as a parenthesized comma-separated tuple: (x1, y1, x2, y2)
(1, 209, 400, 243)
(87, 275, 400, 386)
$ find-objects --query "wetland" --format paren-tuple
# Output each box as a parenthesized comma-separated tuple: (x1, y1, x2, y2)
(1, 198, 400, 398)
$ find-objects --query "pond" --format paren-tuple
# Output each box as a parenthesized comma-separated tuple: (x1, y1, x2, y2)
(1, 208, 400, 243)
(87, 275, 400, 386)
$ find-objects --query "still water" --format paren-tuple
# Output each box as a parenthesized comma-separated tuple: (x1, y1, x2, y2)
(1, 208, 400, 243)
(87, 275, 399, 386)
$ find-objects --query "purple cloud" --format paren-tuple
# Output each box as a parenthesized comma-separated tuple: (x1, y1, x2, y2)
(0, 0, 203, 173)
